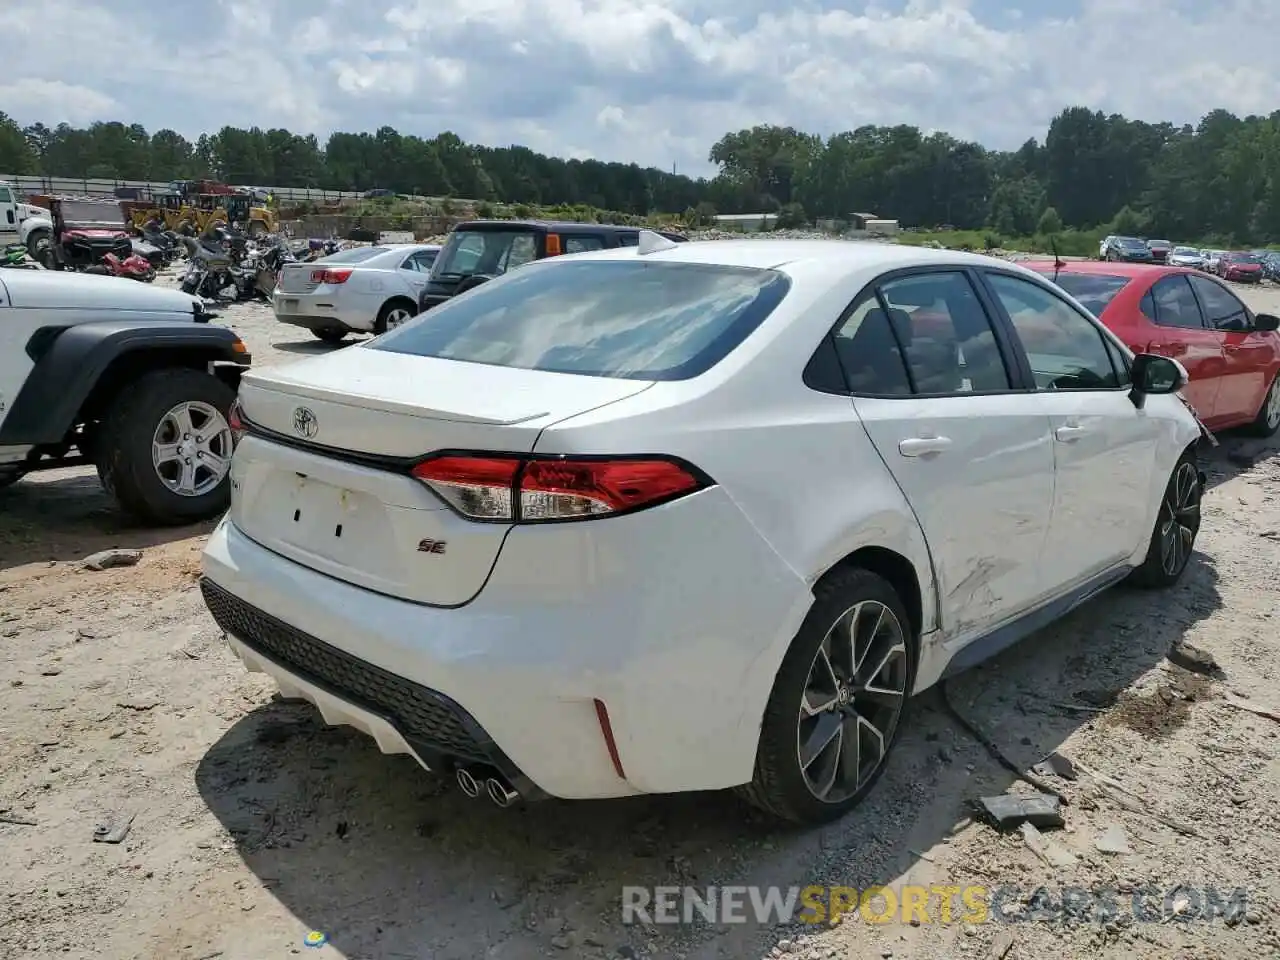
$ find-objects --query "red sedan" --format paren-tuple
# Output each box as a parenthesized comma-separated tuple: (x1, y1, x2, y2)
(1217, 252, 1264, 284)
(1026, 261, 1280, 434)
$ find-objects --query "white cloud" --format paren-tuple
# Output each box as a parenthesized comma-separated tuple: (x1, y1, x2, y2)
(1, 0, 1278, 178)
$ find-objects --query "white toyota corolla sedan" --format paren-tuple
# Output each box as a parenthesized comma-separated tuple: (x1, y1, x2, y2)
(203, 234, 1205, 824)
(272, 243, 441, 343)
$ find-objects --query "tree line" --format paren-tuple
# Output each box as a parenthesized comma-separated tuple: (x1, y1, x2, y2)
(1, 106, 1277, 243)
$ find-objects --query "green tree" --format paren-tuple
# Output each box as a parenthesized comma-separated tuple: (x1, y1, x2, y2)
(1036, 206, 1063, 235)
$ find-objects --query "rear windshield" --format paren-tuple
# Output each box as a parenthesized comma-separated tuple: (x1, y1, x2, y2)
(317, 246, 389, 264)
(1226, 253, 1260, 263)
(1045, 273, 1132, 314)
(371, 259, 792, 380)
(1117, 237, 1147, 249)
(432, 229, 539, 279)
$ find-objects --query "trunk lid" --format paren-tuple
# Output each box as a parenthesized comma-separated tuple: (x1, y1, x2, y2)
(278, 261, 323, 294)
(232, 348, 653, 605)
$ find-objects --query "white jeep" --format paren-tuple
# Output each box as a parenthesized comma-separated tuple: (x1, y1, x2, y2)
(0, 269, 251, 525)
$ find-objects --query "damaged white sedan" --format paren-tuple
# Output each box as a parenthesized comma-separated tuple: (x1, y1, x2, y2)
(201, 235, 1204, 824)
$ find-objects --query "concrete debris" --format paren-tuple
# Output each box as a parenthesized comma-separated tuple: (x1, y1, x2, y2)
(976, 792, 1064, 830)
(1020, 821, 1077, 868)
(1094, 823, 1132, 855)
(82, 548, 142, 571)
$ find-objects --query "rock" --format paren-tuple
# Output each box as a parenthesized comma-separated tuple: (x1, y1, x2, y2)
(1094, 823, 1132, 855)
(1168, 640, 1222, 677)
(83, 549, 142, 571)
(1021, 822, 1077, 868)
(550, 933, 575, 950)
(989, 931, 1015, 958)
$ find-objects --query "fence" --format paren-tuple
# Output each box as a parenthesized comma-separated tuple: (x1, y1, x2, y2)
(0, 174, 367, 203)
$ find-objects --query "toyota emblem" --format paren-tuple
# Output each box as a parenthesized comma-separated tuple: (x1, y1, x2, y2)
(292, 407, 318, 439)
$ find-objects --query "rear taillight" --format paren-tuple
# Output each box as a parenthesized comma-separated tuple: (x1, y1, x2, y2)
(227, 399, 246, 445)
(410, 454, 709, 522)
(312, 267, 352, 284)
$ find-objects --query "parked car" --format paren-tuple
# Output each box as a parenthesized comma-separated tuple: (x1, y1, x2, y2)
(1217, 251, 1264, 284)
(1029, 260, 1280, 434)
(416, 220, 688, 315)
(202, 236, 1207, 825)
(272, 243, 441, 343)
(1167, 246, 1206, 269)
(1260, 251, 1280, 282)
(0, 269, 250, 522)
(1204, 250, 1229, 273)
(1145, 239, 1173, 262)
(1102, 236, 1155, 263)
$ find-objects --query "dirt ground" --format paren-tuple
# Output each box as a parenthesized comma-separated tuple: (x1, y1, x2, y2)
(3, 268, 1280, 960)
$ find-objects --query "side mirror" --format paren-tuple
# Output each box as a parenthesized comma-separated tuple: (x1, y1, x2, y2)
(1253, 313, 1280, 332)
(1130, 353, 1186, 408)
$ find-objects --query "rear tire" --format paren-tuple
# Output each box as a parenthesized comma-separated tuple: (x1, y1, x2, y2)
(1246, 375, 1280, 437)
(737, 567, 915, 824)
(1127, 450, 1202, 589)
(96, 368, 236, 526)
(312, 328, 347, 343)
(374, 298, 416, 334)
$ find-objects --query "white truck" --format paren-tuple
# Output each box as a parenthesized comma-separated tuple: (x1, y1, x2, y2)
(0, 181, 53, 253)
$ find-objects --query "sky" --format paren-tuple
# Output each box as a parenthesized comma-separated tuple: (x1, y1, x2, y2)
(1, 0, 1277, 179)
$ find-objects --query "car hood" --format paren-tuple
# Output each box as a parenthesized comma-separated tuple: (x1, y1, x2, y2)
(0, 268, 202, 312)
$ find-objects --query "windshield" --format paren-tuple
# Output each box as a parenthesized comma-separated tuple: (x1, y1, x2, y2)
(1117, 237, 1146, 249)
(1227, 253, 1260, 263)
(1148, 240, 1171, 248)
(431, 229, 539, 279)
(59, 201, 124, 226)
(1043, 272, 1132, 314)
(315, 246, 388, 265)
(1171, 247, 1197, 256)
(372, 259, 792, 381)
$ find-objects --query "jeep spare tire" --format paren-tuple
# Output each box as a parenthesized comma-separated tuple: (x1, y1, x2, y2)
(96, 368, 237, 525)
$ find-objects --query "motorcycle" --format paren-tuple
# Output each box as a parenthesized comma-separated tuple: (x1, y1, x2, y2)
(101, 251, 157, 282)
(179, 236, 255, 300)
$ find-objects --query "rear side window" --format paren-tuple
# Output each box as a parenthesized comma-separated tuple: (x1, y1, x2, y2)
(433, 229, 539, 278)
(878, 272, 1011, 394)
(564, 235, 606, 253)
(1148, 275, 1205, 329)
(371, 260, 791, 381)
(1046, 273, 1131, 315)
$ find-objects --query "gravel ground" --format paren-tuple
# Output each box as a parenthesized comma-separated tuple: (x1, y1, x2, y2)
(3, 263, 1280, 960)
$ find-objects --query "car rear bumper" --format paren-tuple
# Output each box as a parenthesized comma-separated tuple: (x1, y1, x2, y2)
(272, 291, 372, 332)
(200, 493, 811, 801)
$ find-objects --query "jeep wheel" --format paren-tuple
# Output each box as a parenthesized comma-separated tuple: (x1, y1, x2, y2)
(96, 368, 237, 525)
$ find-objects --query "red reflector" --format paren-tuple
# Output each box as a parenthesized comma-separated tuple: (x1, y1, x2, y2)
(593, 698, 626, 780)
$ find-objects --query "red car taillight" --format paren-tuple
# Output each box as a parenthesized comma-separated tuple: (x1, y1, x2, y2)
(311, 267, 352, 284)
(227, 399, 246, 445)
(410, 454, 709, 522)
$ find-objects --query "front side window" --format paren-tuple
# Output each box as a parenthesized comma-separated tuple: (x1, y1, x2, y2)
(372, 259, 791, 381)
(877, 272, 1011, 394)
(1187, 275, 1249, 331)
(401, 249, 438, 272)
(986, 273, 1122, 390)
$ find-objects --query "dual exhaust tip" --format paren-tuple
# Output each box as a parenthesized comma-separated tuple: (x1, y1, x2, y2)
(456, 765, 520, 807)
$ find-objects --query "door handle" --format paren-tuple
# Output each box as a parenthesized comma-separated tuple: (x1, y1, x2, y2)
(898, 436, 952, 457)
(1224, 345, 1240, 354)
(1055, 425, 1088, 442)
